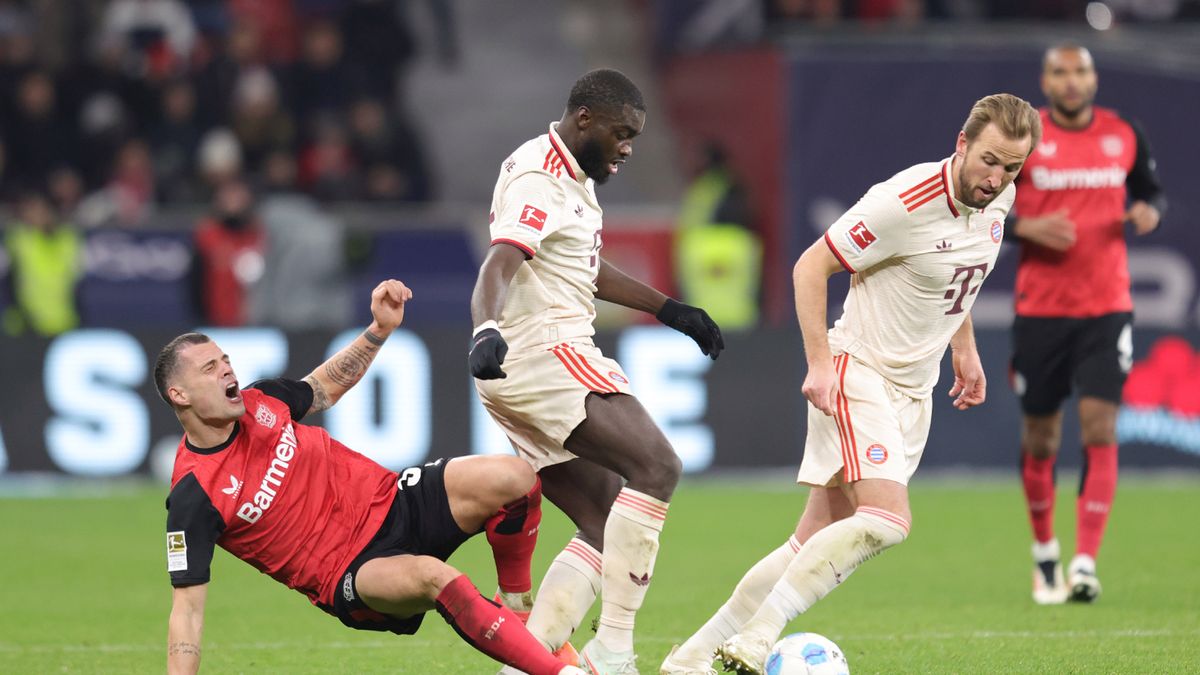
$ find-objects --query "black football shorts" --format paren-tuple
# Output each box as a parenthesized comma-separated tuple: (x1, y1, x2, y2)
(326, 458, 472, 635)
(1011, 312, 1133, 416)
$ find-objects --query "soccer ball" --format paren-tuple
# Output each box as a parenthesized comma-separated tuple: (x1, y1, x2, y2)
(764, 633, 849, 675)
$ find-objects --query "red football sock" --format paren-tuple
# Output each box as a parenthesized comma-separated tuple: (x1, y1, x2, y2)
(485, 478, 542, 594)
(1077, 444, 1118, 558)
(435, 574, 566, 675)
(1021, 452, 1057, 544)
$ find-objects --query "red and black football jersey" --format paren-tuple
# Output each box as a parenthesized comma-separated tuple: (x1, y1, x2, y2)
(165, 379, 398, 607)
(1013, 106, 1166, 318)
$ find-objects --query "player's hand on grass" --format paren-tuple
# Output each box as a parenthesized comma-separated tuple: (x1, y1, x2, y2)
(1127, 200, 1160, 235)
(656, 298, 725, 359)
(803, 358, 839, 416)
(370, 279, 412, 333)
(469, 328, 508, 379)
(1016, 210, 1076, 251)
(949, 347, 986, 410)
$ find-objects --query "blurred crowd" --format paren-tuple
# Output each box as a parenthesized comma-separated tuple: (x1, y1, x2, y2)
(0, 0, 458, 334)
(762, 0, 1199, 23)
(0, 0, 456, 229)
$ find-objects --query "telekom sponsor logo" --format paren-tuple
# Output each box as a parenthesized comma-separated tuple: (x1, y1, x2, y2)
(237, 423, 297, 524)
(1030, 165, 1126, 191)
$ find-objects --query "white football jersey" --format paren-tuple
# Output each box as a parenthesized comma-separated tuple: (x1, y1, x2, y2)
(487, 123, 605, 351)
(824, 156, 1013, 398)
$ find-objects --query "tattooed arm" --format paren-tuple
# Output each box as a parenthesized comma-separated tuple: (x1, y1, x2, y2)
(167, 584, 206, 675)
(302, 279, 413, 415)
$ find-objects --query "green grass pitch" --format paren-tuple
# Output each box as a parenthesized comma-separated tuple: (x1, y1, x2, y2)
(2, 475, 1198, 673)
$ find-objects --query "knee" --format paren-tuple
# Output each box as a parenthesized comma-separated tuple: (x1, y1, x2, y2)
(488, 455, 537, 504)
(855, 507, 910, 552)
(1080, 417, 1117, 447)
(1022, 425, 1060, 460)
(419, 558, 462, 602)
(636, 443, 682, 494)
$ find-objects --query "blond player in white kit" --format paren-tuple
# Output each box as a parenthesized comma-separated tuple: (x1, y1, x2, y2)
(469, 69, 724, 675)
(660, 94, 1042, 675)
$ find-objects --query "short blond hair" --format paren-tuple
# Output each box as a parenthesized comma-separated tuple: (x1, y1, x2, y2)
(961, 93, 1042, 156)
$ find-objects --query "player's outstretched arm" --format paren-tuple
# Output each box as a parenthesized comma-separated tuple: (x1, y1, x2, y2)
(167, 583, 207, 675)
(468, 244, 526, 379)
(596, 256, 725, 358)
(794, 239, 846, 416)
(302, 279, 412, 414)
(948, 314, 986, 410)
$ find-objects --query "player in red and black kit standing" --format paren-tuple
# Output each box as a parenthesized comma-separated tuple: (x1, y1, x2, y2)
(1010, 44, 1166, 605)
(161, 279, 585, 675)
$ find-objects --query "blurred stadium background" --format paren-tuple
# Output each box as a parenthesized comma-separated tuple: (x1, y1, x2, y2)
(1, 1, 1198, 672)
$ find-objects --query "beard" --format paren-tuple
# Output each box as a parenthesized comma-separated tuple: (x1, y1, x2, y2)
(576, 136, 612, 184)
(1051, 94, 1094, 122)
(956, 165, 995, 209)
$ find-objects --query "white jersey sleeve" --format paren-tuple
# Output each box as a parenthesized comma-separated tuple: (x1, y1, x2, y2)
(823, 183, 909, 273)
(490, 172, 568, 258)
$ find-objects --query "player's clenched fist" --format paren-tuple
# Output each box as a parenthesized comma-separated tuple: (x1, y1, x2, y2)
(802, 359, 839, 416)
(656, 298, 725, 359)
(469, 327, 509, 379)
(370, 279, 412, 331)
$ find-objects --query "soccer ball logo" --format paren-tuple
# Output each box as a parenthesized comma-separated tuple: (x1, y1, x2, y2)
(765, 633, 850, 675)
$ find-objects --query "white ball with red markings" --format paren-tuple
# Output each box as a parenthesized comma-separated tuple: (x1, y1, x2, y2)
(764, 633, 849, 675)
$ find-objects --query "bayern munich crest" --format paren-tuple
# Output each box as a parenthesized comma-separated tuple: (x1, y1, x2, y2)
(609, 371, 629, 384)
(990, 220, 1003, 243)
(865, 444, 888, 464)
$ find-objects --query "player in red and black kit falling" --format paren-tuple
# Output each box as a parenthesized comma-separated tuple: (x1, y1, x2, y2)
(1009, 44, 1166, 605)
(161, 279, 586, 675)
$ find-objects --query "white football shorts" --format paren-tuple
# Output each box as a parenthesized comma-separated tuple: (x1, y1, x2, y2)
(475, 339, 634, 470)
(797, 352, 932, 487)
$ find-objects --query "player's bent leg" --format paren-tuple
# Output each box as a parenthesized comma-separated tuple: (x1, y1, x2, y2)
(446, 456, 547, 625)
(357, 555, 578, 675)
(511, 461, 618, 659)
(1020, 412, 1068, 604)
(664, 487, 851, 673)
(564, 394, 679, 672)
(1072, 397, 1119, 603)
(565, 393, 681, 501)
(444, 455, 539, 533)
(718, 481, 909, 675)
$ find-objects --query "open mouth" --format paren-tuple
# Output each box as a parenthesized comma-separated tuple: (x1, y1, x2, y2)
(609, 159, 625, 175)
(225, 382, 241, 403)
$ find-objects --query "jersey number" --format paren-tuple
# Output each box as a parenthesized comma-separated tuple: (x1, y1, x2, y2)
(397, 467, 423, 490)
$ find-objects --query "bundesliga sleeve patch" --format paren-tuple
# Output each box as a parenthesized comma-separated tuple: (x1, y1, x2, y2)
(518, 204, 548, 231)
(843, 221, 877, 254)
(167, 531, 188, 572)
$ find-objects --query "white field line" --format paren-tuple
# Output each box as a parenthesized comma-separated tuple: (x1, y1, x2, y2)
(3, 628, 1196, 654)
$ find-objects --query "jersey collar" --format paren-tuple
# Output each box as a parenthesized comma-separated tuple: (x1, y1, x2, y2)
(940, 156, 977, 218)
(548, 122, 586, 185)
(185, 421, 241, 455)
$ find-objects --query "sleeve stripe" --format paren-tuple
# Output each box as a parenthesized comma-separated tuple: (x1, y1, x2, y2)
(491, 238, 536, 258)
(824, 232, 856, 273)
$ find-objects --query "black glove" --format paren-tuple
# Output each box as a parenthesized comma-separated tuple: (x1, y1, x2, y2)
(656, 298, 725, 359)
(469, 328, 509, 379)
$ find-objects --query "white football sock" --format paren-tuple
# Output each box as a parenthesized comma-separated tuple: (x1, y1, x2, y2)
(524, 537, 602, 652)
(742, 508, 909, 642)
(670, 535, 802, 668)
(594, 488, 668, 654)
